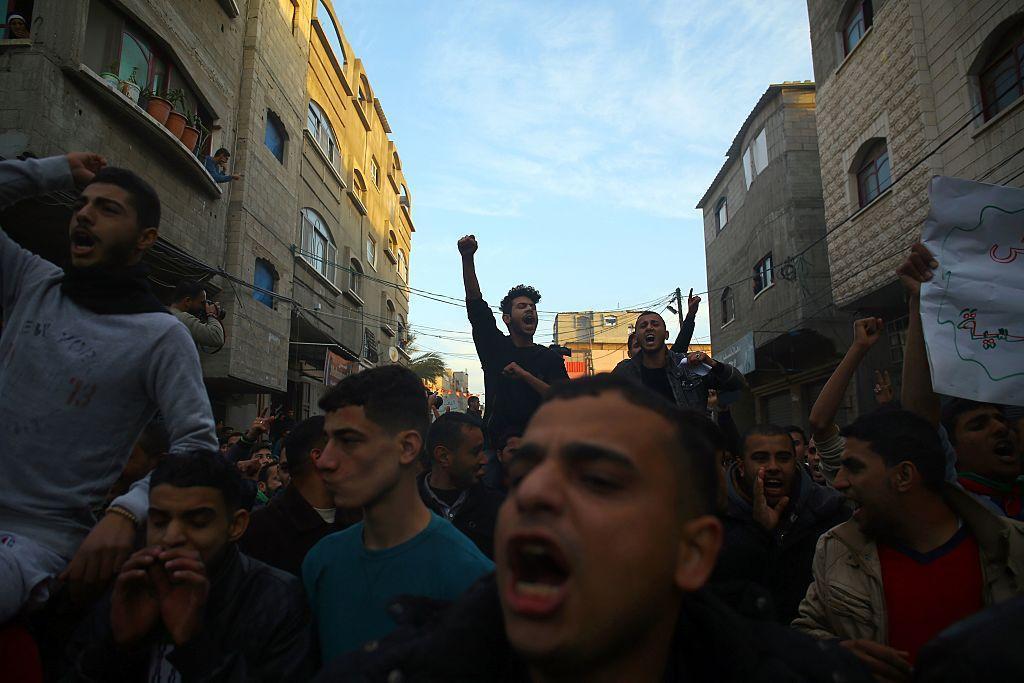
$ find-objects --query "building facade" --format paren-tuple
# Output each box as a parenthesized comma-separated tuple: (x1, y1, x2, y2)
(553, 310, 712, 378)
(807, 0, 1024, 409)
(0, 0, 414, 428)
(697, 83, 848, 429)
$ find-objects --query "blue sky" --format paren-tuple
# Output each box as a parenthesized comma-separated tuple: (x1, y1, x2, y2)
(337, 0, 814, 396)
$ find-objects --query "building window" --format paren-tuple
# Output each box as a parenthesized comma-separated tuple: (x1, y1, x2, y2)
(742, 128, 769, 189)
(392, 151, 402, 171)
(299, 209, 337, 283)
(715, 197, 728, 232)
(84, 0, 212, 150)
(348, 258, 363, 298)
(352, 168, 366, 194)
(721, 287, 735, 324)
(399, 184, 410, 208)
(979, 23, 1024, 121)
(307, 100, 339, 168)
(753, 253, 774, 295)
(856, 141, 891, 207)
(398, 249, 408, 282)
(253, 259, 276, 308)
(366, 234, 377, 269)
(264, 110, 286, 164)
(843, 1, 873, 56)
(603, 314, 618, 326)
(387, 230, 398, 255)
(370, 157, 380, 187)
(315, 0, 346, 65)
(385, 298, 396, 327)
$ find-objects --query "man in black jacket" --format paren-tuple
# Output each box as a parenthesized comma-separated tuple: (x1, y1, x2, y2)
(240, 415, 360, 575)
(712, 424, 849, 623)
(66, 452, 316, 681)
(315, 375, 869, 682)
(418, 412, 504, 558)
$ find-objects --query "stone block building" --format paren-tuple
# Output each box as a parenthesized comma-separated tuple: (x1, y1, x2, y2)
(698, 83, 848, 429)
(0, 0, 414, 426)
(807, 0, 1024, 409)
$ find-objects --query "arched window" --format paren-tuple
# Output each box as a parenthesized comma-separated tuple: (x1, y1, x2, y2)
(388, 230, 398, 252)
(253, 259, 277, 308)
(352, 168, 367, 193)
(979, 22, 1024, 120)
(315, 1, 347, 65)
(399, 184, 410, 208)
(384, 297, 396, 329)
(307, 101, 339, 168)
(715, 197, 728, 232)
(721, 287, 735, 325)
(855, 140, 891, 207)
(392, 151, 402, 171)
(299, 209, 336, 283)
(398, 249, 408, 282)
(843, 1, 873, 56)
(359, 75, 372, 104)
(348, 258, 363, 298)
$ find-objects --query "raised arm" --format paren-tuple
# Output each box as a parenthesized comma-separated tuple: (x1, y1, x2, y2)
(0, 153, 103, 209)
(459, 234, 482, 302)
(671, 288, 700, 353)
(808, 318, 884, 441)
(896, 243, 941, 426)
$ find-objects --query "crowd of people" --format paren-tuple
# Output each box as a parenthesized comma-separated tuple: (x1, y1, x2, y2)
(1, 152, 1022, 681)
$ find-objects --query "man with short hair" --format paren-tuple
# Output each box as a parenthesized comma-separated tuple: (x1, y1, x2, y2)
(466, 395, 482, 419)
(794, 410, 1024, 678)
(788, 425, 808, 465)
(0, 155, 217, 621)
(168, 279, 224, 349)
(613, 310, 745, 413)
(418, 412, 504, 558)
(240, 416, 360, 576)
(316, 375, 870, 682)
(458, 234, 569, 445)
(203, 147, 242, 184)
(255, 462, 284, 507)
(302, 365, 493, 663)
(67, 452, 315, 680)
(713, 424, 849, 623)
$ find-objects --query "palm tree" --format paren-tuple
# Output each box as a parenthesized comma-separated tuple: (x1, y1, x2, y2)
(409, 351, 447, 382)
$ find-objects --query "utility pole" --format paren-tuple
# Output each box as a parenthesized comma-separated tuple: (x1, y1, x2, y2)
(674, 287, 684, 330)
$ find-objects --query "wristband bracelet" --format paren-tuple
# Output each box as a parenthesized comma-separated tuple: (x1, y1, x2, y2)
(106, 506, 139, 527)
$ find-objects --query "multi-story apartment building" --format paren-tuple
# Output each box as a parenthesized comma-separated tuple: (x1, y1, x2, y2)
(553, 310, 712, 378)
(0, 0, 413, 426)
(697, 83, 847, 428)
(806, 0, 1024, 409)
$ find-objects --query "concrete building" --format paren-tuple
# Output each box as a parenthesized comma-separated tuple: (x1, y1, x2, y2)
(0, 0, 413, 426)
(806, 0, 1024, 409)
(424, 369, 472, 413)
(553, 310, 711, 378)
(697, 83, 847, 429)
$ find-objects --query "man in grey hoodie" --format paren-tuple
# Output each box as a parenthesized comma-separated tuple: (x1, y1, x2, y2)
(0, 153, 217, 621)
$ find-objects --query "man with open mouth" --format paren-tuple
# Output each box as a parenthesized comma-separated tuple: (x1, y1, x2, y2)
(713, 424, 849, 624)
(457, 234, 569, 486)
(0, 155, 217, 622)
(612, 310, 745, 414)
(316, 375, 870, 682)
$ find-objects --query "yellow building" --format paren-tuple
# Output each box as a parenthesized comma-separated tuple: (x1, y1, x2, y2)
(553, 311, 712, 377)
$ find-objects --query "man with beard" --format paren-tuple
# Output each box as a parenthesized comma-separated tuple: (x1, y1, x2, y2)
(168, 279, 225, 350)
(66, 452, 315, 680)
(794, 410, 1024, 680)
(0, 155, 217, 621)
(458, 235, 569, 446)
(613, 311, 744, 413)
(712, 424, 848, 623)
(313, 375, 870, 682)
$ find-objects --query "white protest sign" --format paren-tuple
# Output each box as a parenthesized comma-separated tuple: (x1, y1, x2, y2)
(920, 176, 1024, 406)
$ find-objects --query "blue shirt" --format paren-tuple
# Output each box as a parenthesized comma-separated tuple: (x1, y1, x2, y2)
(203, 155, 233, 183)
(302, 512, 493, 663)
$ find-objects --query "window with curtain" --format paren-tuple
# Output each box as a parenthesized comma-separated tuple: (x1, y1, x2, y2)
(307, 101, 339, 168)
(753, 253, 774, 295)
(299, 209, 336, 283)
(843, 1, 873, 56)
(979, 23, 1024, 121)
(253, 259, 276, 307)
(856, 141, 892, 207)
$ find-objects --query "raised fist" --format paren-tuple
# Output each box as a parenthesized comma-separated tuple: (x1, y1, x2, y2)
(458, 235, 478, 257)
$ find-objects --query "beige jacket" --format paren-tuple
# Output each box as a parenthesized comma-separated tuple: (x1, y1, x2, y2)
(792, 484, 1024, 643)
(171, 307, 225, 349)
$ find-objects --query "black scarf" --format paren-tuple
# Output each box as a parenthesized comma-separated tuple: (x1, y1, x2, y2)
(60, 263, 170, 315)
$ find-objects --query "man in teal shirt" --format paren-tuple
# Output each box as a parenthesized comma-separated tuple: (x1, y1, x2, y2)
(302, 365, 492, 663)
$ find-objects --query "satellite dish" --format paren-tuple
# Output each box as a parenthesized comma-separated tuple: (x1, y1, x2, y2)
(388, 346, 399, 362)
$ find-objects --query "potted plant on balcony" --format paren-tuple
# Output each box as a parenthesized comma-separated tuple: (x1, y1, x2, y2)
(118, 67, 141, 102)
(164, 89, 188, 138)
(99, 61, 120, 89)
(179, 111, 201, 152)
(140, 88, 173, 125)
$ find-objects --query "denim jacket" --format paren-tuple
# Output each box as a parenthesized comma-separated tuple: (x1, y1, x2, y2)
(612, 349, 746, 413)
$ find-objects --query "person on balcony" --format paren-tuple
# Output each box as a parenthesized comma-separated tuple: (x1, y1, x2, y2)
(203, 148, 242, 184)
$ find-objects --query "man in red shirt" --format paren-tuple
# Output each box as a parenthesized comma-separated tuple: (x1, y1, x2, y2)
(793, 410, 1024, 681)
